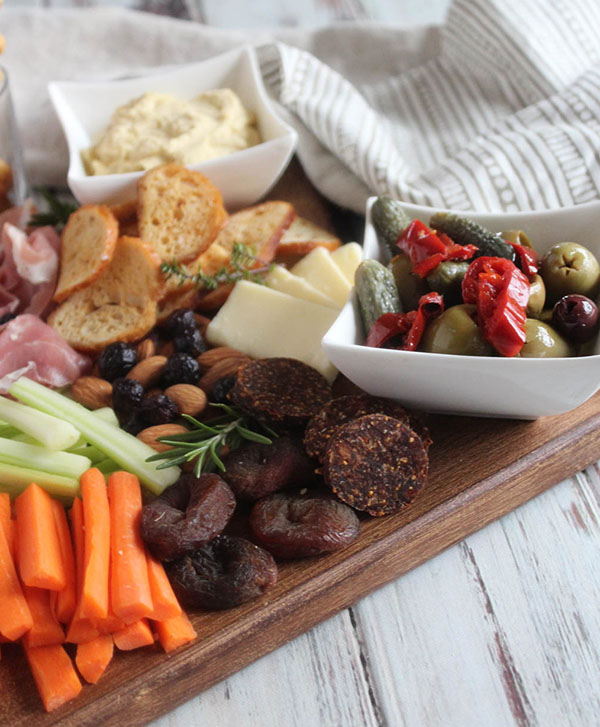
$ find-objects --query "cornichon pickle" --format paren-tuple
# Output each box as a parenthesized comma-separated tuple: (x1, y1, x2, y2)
(426, 261, 470, 307)
(430, 212, 516, 262)
(389, 253, 429, 312)
(355, 259, 402, 333)
(371, 197, 411, 257)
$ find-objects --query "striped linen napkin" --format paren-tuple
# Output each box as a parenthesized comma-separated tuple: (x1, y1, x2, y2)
(258, 0, 600, 213)
(2, 0, 599, 214)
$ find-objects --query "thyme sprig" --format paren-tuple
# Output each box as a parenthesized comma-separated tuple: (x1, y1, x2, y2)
(146, 403, 277, 477)
(160, 242, 273, 290)
(30, 188, 79, 230)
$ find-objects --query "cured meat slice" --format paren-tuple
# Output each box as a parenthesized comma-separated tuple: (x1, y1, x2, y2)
(230, 358, 332, 429)
(323, 413, 428, 517)
(0, 314, 91, 392)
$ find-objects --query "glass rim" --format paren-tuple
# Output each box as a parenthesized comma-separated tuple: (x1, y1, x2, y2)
(0, 65, 7, 96)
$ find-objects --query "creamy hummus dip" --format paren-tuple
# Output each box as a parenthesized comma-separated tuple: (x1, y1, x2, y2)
(83, 89, 261, 175)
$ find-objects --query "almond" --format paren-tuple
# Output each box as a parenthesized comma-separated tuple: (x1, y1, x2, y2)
(198, 356, 250, 394)
(158, 341, 175, 358)
(164, 384, 207, 417)
(194, 313, 211, 335)
(137, 423, 188, 453)
(197, 347, 247, 371)
(126, 355, 167, 388)
(71, 376, 113, 409)
(136, 338, 156, 361)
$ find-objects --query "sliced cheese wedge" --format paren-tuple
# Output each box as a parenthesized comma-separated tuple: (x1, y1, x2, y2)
(331, 242, 363, 285)
(291, 247, 351, 308)
(206, 280, 339, 382)
(265, 265, 339, 308)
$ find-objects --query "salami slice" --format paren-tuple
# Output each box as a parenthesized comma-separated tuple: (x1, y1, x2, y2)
(323, 413, 428, 516)
(305, 394, 430, 462)
(230, 357, 332, 429)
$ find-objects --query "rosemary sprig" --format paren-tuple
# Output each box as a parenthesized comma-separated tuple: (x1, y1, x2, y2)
(146, 403, 277, 477)
(30, 188, 79, 230)
(160, 242, 274, 291)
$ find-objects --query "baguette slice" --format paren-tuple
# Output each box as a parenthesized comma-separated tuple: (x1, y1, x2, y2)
(138, 163, 227, 263)
(275, 216, 341, 261)
(160, 200, 296, 301)
(53, 205, 119, 303)
(48, 236, 160, 353)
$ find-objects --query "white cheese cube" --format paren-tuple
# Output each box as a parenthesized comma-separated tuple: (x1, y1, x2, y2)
(206, 280, 339, 382)
(331, 242, 363, 285)
(265, 265, 339, 308)
(291, 247, 351, 307)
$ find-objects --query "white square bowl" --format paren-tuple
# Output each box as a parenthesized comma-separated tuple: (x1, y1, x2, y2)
(322, 198, 600, 419)
(48, 46, 297, 209)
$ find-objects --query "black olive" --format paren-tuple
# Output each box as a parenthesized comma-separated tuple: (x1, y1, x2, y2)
(211, 375, 236, 403)
(173, 329, 206, 357)
(552, 294, 599, 344)
(164, 308, 198, 338)
(112, 378, 145, 417)
(139, 392, 180, 426)
(97, 342, 138, 381)
(161, 353, 201, 388)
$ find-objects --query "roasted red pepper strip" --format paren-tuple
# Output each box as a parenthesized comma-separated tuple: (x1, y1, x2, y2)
(366, 293, 444, 351)
(397, 221, 477, 278)
(506, 240, 539, 277)
(462, 257, 529, 357)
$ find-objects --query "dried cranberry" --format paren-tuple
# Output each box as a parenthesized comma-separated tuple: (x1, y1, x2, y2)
(161, 353, 201, 388)
(211, 375, 236, 404)
(173, 329, 206, 357)
(250, 492, 360, 559)
(139, 392, 179, 426)
(141, 473, 236, 561)
(97, 342, 138, 381)
(166, 535, 277, 609)
(112, 377, 144, 417)
(164, 308, 198, 338)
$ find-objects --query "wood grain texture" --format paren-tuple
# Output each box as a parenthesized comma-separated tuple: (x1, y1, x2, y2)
(2, 392, 600, 726)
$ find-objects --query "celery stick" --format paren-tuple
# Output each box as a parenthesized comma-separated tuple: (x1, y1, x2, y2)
(0, 462, 79, 499)
(11, 377, 180, 494)
(0, 394, 80, 450)
(93, 407, 119, 427)
(95, 458, 121, 476)
(0, 436, 91, 480)
(67, 443, 106, 464)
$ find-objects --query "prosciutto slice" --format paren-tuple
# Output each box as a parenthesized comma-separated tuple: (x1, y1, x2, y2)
(0, 314, 91, 392)
(0, 222, 59, 318)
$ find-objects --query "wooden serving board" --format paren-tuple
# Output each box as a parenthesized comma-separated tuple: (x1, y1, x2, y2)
(2, 162, 600, 725)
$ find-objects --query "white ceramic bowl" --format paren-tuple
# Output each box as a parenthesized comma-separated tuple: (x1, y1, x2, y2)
(322, 198, 600, 419)
(48, 46, 297, 208)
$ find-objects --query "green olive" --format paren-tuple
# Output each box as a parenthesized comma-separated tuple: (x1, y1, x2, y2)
(538, 308, 554, 324)
(426, 261, 470, 307)
(540, 242, 600, 305)
(419, 304, 494, 356)
(526, 274, 546, 318)
(502, 229, 534, 249)
(388, 253, 429, 311)
(517, 319, 575, 358)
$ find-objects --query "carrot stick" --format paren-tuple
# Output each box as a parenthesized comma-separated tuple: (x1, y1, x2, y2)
(23, 643, 82, 712)
(154, 612, 197, 653)
(107, 471, 153, 623)
(49, 499, 77, 624)
(112, 619, 154, 651)
(0, 492, 15, 560)
(21, 585, 65, 648)
(66, 498, 100, 644)
(147, 554, 182, 621)
(15, 483, 66, 590)
(80, 468, 110, 620)
(0, 523, 32, 641)
(75, 634, 114, 684)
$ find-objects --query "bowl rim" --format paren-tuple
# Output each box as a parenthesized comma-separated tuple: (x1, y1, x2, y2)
(322, 196, 600, 364)
(47, 45, 298, 184)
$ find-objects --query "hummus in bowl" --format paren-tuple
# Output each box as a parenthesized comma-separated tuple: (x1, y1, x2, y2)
(48, 46, 297, 209)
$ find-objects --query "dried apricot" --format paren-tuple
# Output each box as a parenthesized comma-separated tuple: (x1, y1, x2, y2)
(250, 492, 360, 559)
(166, 535, 277, 609)
(140, 473, 236, 560)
